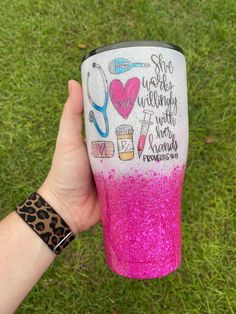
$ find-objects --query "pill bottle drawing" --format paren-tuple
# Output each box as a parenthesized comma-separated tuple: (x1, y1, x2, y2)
(115, 125, 134, 161)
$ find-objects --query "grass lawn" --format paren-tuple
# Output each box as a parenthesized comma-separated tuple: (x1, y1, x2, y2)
(0, 0, 236, 313)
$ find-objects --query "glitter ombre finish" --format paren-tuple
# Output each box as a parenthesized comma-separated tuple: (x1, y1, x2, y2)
(94, 166, 185, 279)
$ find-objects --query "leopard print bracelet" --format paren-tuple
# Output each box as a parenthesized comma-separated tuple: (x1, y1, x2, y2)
(15, 192, 75, 255)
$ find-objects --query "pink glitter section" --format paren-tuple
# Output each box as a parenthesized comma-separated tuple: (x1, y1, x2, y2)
(94, 165, 186, 279)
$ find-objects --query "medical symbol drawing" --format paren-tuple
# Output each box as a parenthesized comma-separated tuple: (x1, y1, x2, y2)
(87, 63, 109, 138)
(91, 141, 115, 158)
(109, 77, 140, 119)
(137, 110, 154, 158)
(115, 124, 134, 161)
(87, 57, 154, 161)
(108, 58, 150, 74)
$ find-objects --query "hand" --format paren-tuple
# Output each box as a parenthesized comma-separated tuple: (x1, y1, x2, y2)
(38, 80, 101, 234)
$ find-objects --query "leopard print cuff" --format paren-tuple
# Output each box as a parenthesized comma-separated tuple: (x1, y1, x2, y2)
(15, 192, 75, 255)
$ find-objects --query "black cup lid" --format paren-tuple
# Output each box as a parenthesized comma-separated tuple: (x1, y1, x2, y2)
(82, 40, 184, 62)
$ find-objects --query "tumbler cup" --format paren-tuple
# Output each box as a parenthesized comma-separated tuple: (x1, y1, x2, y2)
(81, 41, 188, 279)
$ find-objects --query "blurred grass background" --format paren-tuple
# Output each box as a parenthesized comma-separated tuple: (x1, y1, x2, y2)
(0, 0, 236, 313)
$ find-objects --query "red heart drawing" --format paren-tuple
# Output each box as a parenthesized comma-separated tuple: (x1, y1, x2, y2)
(109, 77, 140, 119)
(97, 142, 105, 156)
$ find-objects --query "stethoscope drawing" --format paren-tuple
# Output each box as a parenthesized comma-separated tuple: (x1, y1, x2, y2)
(87, 62, 109, 138)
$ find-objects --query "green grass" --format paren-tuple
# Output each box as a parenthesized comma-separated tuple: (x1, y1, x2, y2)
(0, 0, 236, 313)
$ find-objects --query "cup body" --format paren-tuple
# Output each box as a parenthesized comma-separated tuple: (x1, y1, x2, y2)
(81, 41, 188, 279)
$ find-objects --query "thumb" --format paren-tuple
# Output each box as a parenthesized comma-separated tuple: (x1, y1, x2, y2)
(57, 80, 84, 147)
(67, 80, 83, 116)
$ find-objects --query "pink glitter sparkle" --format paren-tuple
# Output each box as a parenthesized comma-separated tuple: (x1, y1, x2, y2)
(94, 165, 186, 279)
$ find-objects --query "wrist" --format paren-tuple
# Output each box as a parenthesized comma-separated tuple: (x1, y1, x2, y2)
(15, 192, 75, 255)
(37, 184, 78, 235)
